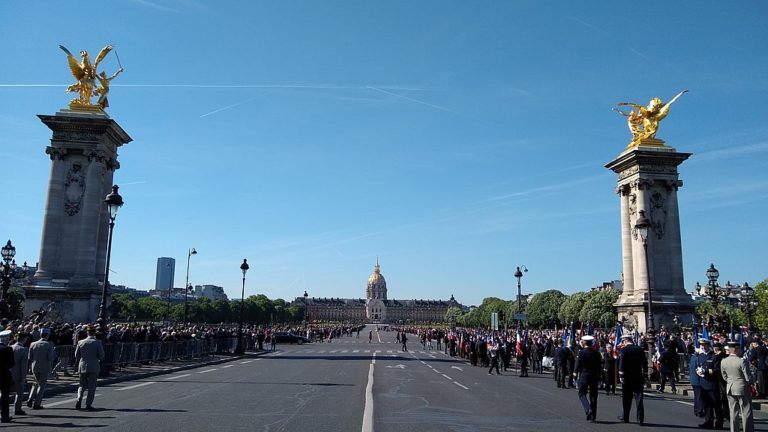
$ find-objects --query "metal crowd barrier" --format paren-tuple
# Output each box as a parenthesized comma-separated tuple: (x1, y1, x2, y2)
(52, 336, 254, 374)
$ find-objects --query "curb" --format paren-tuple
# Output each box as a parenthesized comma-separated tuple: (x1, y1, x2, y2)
(46, 350, 267, 398)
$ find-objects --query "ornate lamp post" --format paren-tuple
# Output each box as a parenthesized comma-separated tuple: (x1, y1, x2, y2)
(739, 282, 756, 331)
(703, 263, 728, 330)
(634, 210, 655, 333)
(513, 265, 528, 314)
(1, 240, 28, 318)
(303, 290, 309, 324)
(183, 247, 197, 324)
(97, 185, 123, 333)
(234, 258, 249, 355)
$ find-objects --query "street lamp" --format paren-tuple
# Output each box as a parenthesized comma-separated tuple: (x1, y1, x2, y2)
(303, 290, 309, 323)
(634, 210, 655, 333)
(0, 240, 28, 318)
(97, 185, 123, 333)
(703, 263, 728, 330)
(183, 247, 197, 324)
(739, 282, 756, 331)
(514, 265, 528, 314)
(234, 258, 249, 355)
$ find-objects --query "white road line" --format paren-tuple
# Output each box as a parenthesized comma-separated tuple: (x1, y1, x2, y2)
(318, 350, 327, 353)
(117, 382, 156, 391)
(362, 353, 375, 432)
(374, 350, 381, 353)
(221, 365, 234, 369)
(165, 374, 192, 380)
(364, 350, 371, 353)
(331, 350, 339, 353)
(45, 395, 102, 407)
(353, 350, 360, 353)
(197, 368, 217, 374)
(341, 350, 349, 353)
(453, 382, 469, 390)
(442, 374, 452, 380)
(420, 361, 426, 364)
(255, 358, 263, 361)
(239, 360, 253, 364)
(675, 400, 694, 406)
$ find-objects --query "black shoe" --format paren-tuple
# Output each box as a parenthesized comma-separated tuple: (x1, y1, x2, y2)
(698, 422, 714, 429)
(0, 417, 11, 423)
(715, 423, 724, 430)
(75, 401, 81, 410)
(26, 400, 33, 408)
(14, 410, 25, 415)
(85, 406, 96, 411)
(618, 416, 628, 423)
(586, 412, 592, 421)
(32, 406, 44, 410)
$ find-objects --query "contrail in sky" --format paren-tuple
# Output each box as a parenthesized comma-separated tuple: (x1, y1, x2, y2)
(0, 84, 431, 91)
(367, 86, 458, 114)
(199, 98, 257, 118)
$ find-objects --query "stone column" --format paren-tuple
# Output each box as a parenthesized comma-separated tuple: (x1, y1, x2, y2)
(605, 141, 695, 333)
(25, 109, 131, 323)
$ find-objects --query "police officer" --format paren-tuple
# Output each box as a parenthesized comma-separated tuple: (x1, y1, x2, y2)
(618, 334, 647, 425)
(697, 338, 724, 429)
(574, 335, 602, 422)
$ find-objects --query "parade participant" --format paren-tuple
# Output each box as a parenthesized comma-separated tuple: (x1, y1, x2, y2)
(713, 342, 730, 423)
(697, 338, 724, 429)
(618, 334, 646, 425)
(690, 346, 705, 417)
(28, 328, 56, 409)
(749, 337, 767, 398)
(488, 338, 501, 375)
(75, 325, 105, 411)
(602, 343, 617, 395)
(658, 341, 679, 394)
(0, 330, 14, 423)
(401, 331, 408, 352)
(10, 333, 29, 416)
(721, 341, 754, 432)
(574, 335, 602, 422)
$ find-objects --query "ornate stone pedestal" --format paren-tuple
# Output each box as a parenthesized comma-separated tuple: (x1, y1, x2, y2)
(24, 109, 131, 323)
(606, 140, 695, 333)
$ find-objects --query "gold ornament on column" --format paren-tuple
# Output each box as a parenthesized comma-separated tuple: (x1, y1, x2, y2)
(612, 90, 688, 148)
(59, 44, 124, 111)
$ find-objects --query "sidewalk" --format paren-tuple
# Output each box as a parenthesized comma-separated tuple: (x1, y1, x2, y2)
(38, 349, 268, 398)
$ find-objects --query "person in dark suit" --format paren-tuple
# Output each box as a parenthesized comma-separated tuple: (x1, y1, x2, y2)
(553, 339, 563, 386)
(658, 341, 679, 394)
(602, 343, 617, 395)
(618, 334, 647, 425)
(697, 339, 724, 429)
(749, 337, 767, 398)
(0, 330, 15, 423)
(574, 335, 602, 422)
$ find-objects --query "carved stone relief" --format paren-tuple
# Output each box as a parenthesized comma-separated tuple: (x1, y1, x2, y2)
(628, 193, 638, 240)
(64, 163, 86, 216)
(45, 146, 67, 161)
(649, 189, 667, 239)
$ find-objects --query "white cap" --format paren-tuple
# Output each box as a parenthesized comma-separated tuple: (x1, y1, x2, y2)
(581, 335, 595, 342)
(0, 330, 11, 340)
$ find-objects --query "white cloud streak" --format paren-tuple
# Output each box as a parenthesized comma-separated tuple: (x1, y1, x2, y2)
(367, 86, 458, 114)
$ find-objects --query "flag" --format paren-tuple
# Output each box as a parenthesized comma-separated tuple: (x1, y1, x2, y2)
(702, 324, 710, 341)
(613, 323, 623, 358)
(587, 322, 593, 336)
(516, 327, 523, 357)
(657, 334, 663, 353)
(569, 322, 576, 347)
(739, 326, 746, 351)
(729, 325, 735, 343)
(693, 324, 700, 349)
(562, 325, 569, 346)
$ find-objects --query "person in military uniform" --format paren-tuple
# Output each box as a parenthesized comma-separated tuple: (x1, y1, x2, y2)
(697, 338, 724, 429)
(0, 330, 15, 423)
(75, 325, 105, 411)
(721, 341, 754, 432)
(574, 335, 602, 422)
(602, 342, 617, 395)
(618, 334, 647, 425)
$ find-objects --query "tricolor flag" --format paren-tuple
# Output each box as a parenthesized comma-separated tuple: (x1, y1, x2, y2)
(569, 322, 576, 347)
(516, 327, 523, 357)
(702, 324, 710, 341)
(613, 323, 623, 358)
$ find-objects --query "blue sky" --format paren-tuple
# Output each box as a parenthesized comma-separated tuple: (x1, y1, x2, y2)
(1, 1, 767, 305)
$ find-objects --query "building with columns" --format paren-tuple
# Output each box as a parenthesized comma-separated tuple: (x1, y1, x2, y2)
(296, 261, 462, 324)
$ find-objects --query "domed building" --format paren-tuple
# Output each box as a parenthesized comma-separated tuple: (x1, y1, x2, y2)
(296, 260, 462, 324)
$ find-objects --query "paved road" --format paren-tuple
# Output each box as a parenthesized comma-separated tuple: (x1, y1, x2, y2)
(6, 326, 768, 431)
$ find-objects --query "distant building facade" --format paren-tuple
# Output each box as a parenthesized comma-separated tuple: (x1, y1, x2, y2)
(155, 257, 175, 292)
(295, 261, 461, 323)
(194, 284, 228, 301)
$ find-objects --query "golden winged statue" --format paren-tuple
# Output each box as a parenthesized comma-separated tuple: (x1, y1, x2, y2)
(59, 44, 123, 110)
(613, 90, 688, 148)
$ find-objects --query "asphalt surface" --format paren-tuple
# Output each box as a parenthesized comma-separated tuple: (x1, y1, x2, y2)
(5, 326, 768, 431)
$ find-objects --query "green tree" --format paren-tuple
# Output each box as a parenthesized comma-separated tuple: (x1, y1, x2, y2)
(578, 289, 620, 327)
(444, 306, 464, 324)
(526, 290, 566, 329)
(559, 292, 587, 325)
(754, 279, 768, 331)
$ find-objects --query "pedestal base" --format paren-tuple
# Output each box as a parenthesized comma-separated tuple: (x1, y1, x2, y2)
(615, 300, 695, 334)
(23, 285, 105, 323)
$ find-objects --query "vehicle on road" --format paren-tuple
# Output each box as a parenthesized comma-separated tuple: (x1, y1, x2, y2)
(271, 332, 310, 344)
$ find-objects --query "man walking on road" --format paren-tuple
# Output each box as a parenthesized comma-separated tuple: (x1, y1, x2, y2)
(618, 334, 646, 425)
(75, 325, 104, 411)
(10, 333, 28, 416)
(401, 331, 408, 352)
(574, 335, 601, 422)
(721, 341, 754, 432)
(28, 328, 55, 410)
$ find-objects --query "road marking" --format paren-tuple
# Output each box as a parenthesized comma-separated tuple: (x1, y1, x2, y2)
(442, 374, 452, 380)
(364, 350, 371, 353)
(255, 358, 263, 361)
(375, 350, 381, 353)
(433, 369, 441, 373)
(353, 350, 360, 353)
(197, 368, 217, 374)
(165, 374, 191, 380)
(221, 365, 234, 369)
(341, 350, 349, 353)
(330, 350, 339, 353)
(117, 382, 156, 391)
(318, 350, 327, 353)
(420, 361, 426, 365)
(239, 360, 253, 364)
(675, 400, 694, 406)
(453, 382, 469, 390)
(45, 394, 102, 407)
(451, 366, 463, 371)
(362, 353, 375, 432)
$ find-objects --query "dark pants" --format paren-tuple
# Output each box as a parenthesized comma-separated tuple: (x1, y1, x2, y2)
(554, 363, 560, 383)
(489, 356, 500, 374)
(604, 369, 616, 394)
(755, 369, 766, 397)
(692, 385, 704, 417)
(0, 380, 10, 420)
(700, 388, 723, 426)
(621, 384, 644, 424)
(578, 380, 598, 418)
(659, 369, 676, 392)
(557, 365, 568, 388)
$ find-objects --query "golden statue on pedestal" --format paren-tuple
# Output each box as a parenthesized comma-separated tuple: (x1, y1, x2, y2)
(613, 90, 687, 148)
(59, 44, 123, 111)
